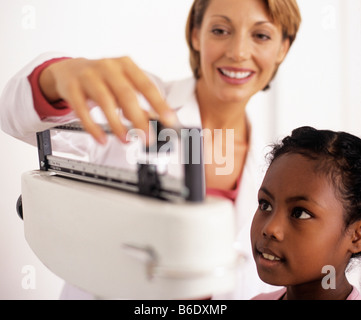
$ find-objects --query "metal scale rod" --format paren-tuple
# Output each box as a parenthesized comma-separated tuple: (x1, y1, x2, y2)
(36, 121, 205, 202)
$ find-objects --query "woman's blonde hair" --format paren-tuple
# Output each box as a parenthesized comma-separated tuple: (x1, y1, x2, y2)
(185, 0, 302, 89)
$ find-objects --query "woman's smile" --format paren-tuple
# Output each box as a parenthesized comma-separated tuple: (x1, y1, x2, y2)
(217, 67, 256, 85)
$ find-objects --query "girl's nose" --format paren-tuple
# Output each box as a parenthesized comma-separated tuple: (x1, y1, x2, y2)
(226, 36, 252, 62)
(261, 211, 284, 242)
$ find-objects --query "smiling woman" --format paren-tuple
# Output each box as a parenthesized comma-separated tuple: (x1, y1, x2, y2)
(186, 0, 300, 87)
(0, 0, 301, 300)
(186, 0, 300, 192)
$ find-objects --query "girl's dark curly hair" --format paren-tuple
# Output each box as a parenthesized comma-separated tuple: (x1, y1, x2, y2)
(268, 126, 361, 259)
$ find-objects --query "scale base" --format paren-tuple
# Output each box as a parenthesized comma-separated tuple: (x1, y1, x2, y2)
(21, 171, 238, 300)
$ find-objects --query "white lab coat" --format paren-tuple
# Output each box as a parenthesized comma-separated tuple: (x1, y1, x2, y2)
(0, 53, 276, 300)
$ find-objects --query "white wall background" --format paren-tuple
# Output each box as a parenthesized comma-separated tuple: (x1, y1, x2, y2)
(0, 0, 360, 299)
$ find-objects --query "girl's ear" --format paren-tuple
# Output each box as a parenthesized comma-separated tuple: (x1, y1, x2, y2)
(350, 222, 361, 255)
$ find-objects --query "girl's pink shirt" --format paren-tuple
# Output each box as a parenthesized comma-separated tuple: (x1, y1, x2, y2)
(251, 286, 361, 300)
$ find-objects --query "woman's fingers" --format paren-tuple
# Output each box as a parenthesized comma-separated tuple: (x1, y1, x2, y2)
(65, 81, 109, 144)
(43, 57, 176, 144)
(90, 60, 151, 144)
(79, 70, 129, 142)
(117, 57, 178, 127)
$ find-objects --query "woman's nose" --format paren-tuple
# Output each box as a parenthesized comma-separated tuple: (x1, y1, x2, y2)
(262, 211, 284, 242)
(226, 36, 252, 62)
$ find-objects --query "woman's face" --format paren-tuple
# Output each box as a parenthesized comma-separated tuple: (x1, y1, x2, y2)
(250, 153, 353, 288)
(192, 0, 290, 104)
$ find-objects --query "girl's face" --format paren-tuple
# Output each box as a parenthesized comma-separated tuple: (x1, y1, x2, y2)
(250, 153, 354, 289)
(192, 0, 290, 104)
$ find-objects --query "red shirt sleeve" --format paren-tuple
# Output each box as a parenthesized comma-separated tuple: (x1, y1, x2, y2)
(27, 57, 72, 119)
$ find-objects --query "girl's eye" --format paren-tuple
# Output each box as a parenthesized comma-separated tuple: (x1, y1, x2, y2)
(291, 208, 312, 220)
(259, 200, 272, 212)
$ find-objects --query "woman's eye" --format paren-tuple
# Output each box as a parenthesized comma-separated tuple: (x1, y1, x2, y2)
(255, 33, 271, 41)
(212, 28, 229, 36)
(292, 208, 312, 220)
(259, 200, 272, 212)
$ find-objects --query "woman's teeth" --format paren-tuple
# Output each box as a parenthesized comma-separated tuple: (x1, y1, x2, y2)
(220, 69, 252, 79)
(262, 253, 281, 261)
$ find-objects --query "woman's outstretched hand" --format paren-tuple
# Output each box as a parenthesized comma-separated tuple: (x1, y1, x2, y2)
(39, 56, 178, 144)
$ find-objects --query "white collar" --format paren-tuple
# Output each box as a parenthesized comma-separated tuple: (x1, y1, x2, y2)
(164, 77, 202, 128)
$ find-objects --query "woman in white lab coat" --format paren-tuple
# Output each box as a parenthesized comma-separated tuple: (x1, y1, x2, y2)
(0, 0, 301, 299)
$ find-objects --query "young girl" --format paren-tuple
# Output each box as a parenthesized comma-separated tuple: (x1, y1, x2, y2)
(251, 126, 361, 300)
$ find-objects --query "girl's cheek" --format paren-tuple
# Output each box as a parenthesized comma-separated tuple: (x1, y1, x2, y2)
(251, 213, 262, 239)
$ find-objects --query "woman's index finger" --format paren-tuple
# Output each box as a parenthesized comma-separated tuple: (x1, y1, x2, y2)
(119, 57, 178, 127)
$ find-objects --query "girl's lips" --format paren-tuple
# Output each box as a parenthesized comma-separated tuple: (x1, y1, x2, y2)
(256, 247, 285, 262)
